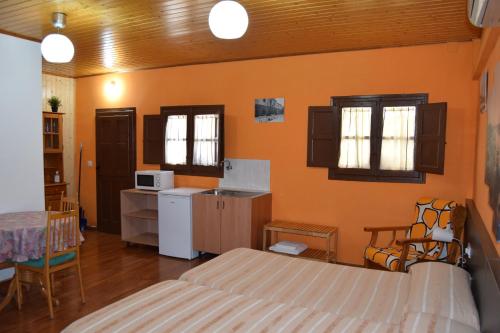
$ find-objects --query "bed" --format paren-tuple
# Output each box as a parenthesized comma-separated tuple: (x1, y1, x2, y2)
(63, 247, 480, 333)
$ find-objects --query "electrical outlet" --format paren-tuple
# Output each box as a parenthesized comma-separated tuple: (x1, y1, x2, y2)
(87, 160, 93, 167)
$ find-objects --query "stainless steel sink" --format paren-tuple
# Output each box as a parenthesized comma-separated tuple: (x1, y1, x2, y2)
(201, 189, 262, 197)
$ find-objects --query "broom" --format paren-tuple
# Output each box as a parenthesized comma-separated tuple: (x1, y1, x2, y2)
(78, 143, 87, 231)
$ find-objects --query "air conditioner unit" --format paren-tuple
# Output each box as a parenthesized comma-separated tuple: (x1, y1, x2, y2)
(468, 0, 500, 27)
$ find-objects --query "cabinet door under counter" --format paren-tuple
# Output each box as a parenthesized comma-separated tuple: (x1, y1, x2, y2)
(220, 196, 254, 253)
(192, 191, 272, 254)
(192, 194, 221, 254)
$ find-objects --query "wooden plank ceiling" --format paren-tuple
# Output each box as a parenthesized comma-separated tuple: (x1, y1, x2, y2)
(0, 0, 481, 78)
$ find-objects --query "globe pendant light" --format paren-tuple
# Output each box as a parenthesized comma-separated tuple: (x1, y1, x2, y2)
(209, 1, 248, 39)
(41, 12, 74, 63)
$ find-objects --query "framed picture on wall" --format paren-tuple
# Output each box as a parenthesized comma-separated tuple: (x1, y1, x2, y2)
(484, 64, 500, 241)
(480, 71, 488, 113)
(255, 98, 285, 123)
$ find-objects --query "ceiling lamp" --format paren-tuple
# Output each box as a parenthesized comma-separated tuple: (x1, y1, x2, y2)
(41, 12, 74, 63)
(208, 1, 248, 39)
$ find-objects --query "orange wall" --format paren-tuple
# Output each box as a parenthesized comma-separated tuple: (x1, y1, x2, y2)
(473, 33, 500, 255)
(75, 42, 478, 264)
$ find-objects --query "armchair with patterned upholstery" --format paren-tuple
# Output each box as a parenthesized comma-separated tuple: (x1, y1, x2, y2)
(363, 198, 467, 272)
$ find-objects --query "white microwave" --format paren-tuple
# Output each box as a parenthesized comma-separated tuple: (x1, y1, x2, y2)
(135, 170, 174, 191)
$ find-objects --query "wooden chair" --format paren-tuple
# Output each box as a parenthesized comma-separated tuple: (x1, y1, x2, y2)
(15, 210, 85, 318)
(52, 196, 79, 297)
(0, 262, 21, 312)
(363, 198, 467, 272)
(60, 195, 78, 212)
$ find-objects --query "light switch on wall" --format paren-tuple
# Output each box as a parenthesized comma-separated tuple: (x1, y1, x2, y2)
(87, 160, 93, 167)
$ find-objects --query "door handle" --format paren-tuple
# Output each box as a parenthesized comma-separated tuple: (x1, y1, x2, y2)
(222, 201, 225, 209)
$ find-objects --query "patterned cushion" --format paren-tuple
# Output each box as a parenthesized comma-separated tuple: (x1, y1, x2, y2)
(364, 198, 457, 271)
(407, 198, 456, 259)
(364, 246, 438, 271)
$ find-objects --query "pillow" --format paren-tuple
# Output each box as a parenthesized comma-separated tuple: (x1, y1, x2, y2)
(406, 262, 479, 331)
(401, 312, 479, 333)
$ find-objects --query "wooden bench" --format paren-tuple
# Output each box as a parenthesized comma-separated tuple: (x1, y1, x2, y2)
(263, 220, 338, 263)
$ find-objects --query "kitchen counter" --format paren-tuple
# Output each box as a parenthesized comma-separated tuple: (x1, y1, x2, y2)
(199, 188, 270, 199)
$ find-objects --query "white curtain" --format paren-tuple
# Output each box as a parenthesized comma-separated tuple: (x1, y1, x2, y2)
(165, 115, 187, 165)
(193, 114, 219, 166)
(338, 107, 371, 169)
(380, 106, 416, 171)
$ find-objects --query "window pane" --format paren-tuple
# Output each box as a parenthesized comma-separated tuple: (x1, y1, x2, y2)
(338, 107, 371, 169)
(380, 106, 416, 171)
(165, 115, 187, 165)
(193, 114, 219, 166)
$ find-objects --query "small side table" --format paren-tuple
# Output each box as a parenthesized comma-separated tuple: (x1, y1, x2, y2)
(263, 220, 338, 263)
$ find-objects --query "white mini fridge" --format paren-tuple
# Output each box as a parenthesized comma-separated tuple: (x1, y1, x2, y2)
(158, 187, 206, 259)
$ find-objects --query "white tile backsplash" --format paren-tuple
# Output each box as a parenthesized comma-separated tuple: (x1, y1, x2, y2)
(219, 159, 270, 192)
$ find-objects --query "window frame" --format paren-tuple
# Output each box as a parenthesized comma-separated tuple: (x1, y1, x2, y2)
(160, 105, 224, 178)
(329, 94, 428, 184)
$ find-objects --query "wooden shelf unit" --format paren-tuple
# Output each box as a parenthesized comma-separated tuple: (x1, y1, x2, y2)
(42, 112, 64, 153)
(42, 112, 66, 210)
(120, 189, 159, 246)
(263, 220, 338, 263)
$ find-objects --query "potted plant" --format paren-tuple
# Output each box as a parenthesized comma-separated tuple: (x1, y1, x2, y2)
(48, 96, 62, 113)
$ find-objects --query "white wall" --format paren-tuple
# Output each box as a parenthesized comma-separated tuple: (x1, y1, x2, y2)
(0, 34, 44, 213)
(0, 34, 43, 281)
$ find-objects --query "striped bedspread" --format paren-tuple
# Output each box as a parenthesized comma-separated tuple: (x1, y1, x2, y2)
(180, 248, 409, 325)
(63, 249, 480, 333)
(63, 280, 396, 333)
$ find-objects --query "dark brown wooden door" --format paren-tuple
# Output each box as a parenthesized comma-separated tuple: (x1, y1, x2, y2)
(96, 108, 136, 234)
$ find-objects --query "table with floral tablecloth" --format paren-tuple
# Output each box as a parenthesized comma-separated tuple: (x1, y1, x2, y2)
(0, 211, 51, 263)
(0, 211, 85, 312)
(0, 211, 83, 263)
(0, 211, 47, 311)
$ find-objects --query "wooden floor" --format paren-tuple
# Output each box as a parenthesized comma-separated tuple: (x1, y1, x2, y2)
(0, 230, 213, 333)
